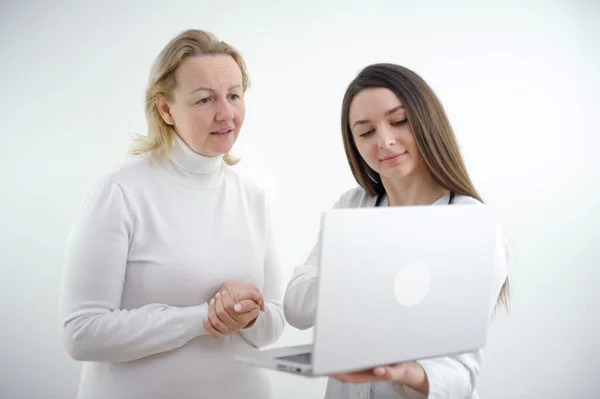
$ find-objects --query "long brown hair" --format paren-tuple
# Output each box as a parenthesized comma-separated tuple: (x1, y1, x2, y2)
(340, 63, 509, 310)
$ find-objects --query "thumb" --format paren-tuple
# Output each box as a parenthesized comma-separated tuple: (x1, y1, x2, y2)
(236, 290, 264, 310)
(374, 363, 409, 381)
(233, 299, 261, 313)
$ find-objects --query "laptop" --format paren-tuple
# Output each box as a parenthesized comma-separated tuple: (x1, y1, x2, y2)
(235, 203, 499, 377)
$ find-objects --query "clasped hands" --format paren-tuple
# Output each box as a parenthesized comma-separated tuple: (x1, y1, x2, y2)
(203, 281, 428, 394)
(203, 280, 265, 338)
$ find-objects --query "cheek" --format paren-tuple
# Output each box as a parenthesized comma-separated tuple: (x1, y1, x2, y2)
(171, 105, 192, 126)
(400, 129, 417, 150)
(235, 103, 246, 124)
(355, 140, 378, 166)
(403, 133, 421, 161)
(185, 109, 212, 132)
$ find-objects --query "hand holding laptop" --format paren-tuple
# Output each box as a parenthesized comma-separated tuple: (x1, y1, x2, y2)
(204, 281, 265, 337)
(332, 362, 429, 395)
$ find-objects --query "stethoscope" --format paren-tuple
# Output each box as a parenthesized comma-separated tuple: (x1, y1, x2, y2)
(375, 191, 455, 207)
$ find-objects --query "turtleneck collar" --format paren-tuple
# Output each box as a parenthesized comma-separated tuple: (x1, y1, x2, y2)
(162, 133, 225, 187)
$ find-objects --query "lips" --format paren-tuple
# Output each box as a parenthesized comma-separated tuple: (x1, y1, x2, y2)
(381, 151, 407, 162)
(210, 128, 234, 135)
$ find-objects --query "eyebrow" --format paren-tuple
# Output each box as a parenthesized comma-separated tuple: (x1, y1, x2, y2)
(352, 105, 405, 128)
(189, 84, 242, 94)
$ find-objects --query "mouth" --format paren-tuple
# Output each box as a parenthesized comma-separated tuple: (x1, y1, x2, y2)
(210, 128, 234, 136)
(381, 151, 407, 163)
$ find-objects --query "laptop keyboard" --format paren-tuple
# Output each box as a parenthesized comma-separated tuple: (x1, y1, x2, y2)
(277, 352, 313, 364)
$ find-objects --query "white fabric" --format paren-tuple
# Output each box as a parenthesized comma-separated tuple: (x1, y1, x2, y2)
(59, 134, 285, 399)
(283, 187, 509, 399)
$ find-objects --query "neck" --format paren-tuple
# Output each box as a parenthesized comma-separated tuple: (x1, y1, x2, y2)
(381, 169, 448, 206)
(162, 133, 225, 187)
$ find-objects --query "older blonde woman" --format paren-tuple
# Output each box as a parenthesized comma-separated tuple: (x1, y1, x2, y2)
(59, 29, 284, 399)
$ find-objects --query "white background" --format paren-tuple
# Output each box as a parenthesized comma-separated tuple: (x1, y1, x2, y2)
(1, 1, 599, 398)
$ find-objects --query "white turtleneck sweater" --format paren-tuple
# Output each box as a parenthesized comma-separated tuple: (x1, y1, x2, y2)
(59, 134, 285, 399)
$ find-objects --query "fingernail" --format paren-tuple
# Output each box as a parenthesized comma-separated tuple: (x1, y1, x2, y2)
(234, 304, 242, 312)
(222, 291, 228, 296)
(215, 292, 220, 297)
(210, 298, 214, 305)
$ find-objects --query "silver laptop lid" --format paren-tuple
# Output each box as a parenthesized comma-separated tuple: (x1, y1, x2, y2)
(311, 204, 498, 375)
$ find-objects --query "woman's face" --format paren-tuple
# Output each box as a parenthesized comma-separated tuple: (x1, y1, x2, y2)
(158, 55, 245, 157)
(348, 87, 424, 180)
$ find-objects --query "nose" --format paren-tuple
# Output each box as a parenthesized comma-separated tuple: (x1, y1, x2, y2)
(377, 126, 396, 149)
(215, 99, 234, 122)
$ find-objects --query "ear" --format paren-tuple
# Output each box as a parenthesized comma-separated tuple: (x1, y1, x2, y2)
(156, 94, 175, 125)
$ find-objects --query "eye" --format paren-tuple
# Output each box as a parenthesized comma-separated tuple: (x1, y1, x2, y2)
(229, 93, 241, 101)
(359, 129, 375, 137)
(391, 118, 408, 126)
(197, 97, 213, 105)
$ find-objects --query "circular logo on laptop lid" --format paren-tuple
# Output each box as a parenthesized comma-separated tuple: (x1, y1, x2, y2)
(393, 259, 431, 307)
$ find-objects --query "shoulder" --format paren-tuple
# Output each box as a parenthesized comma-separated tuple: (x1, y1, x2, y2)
(79, 156, 152, 201)
(454, 194, 512, 269)
(71, 157, 153, 219)
(75, 158, 153, 216)
(100, 154, 156, 189)
(335, 186, 377, 208)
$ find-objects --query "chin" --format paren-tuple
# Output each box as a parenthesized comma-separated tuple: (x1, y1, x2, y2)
(211, 144, 234, 156)
(209, 134, 237, 155)
(203, 142, 232, 157)
(380, 165, 415, 180)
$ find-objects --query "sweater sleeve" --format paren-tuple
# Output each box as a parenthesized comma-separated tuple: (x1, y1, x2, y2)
(238, 197, 286, 348)
(59, 178, 210, 363)
(392, 224, 510, 399)
(283, 196, 345, 330)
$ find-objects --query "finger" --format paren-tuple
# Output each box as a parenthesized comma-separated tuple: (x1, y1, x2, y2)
(386, 364, 408, 380)
(220, 290, 239, 317)
(204, 318, 224, 338)
(374, 367, 386, 377)
(208, 311, 230, 335)
(241, 308, 260, 328)
(208, 294, 232, 335)
(236, 290, 265, 311)
(215, 292, 240, 330)
(235, 289, 263, 304)
(204, 319, 224, 338)
(375, 364, 408, 381)
(233, 299, 261, 313)
(206, 298, 226, 335)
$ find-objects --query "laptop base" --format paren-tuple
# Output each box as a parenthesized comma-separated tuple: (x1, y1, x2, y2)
(234, 344, 316, 377)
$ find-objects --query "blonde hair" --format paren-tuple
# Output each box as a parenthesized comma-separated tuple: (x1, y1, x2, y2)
(130, 29, 250, 165)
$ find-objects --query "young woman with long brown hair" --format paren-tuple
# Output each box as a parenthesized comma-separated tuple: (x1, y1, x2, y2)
(284, 63, 509, 399)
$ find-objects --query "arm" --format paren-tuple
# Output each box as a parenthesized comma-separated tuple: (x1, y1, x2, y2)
(390, 351, 482, 399)
(237, 199, 285, 348)
(393, 224, 511, 398)
(282, 246, 319, 330)
(283, 196, 345, 330)
(59, 178, 210, 363)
